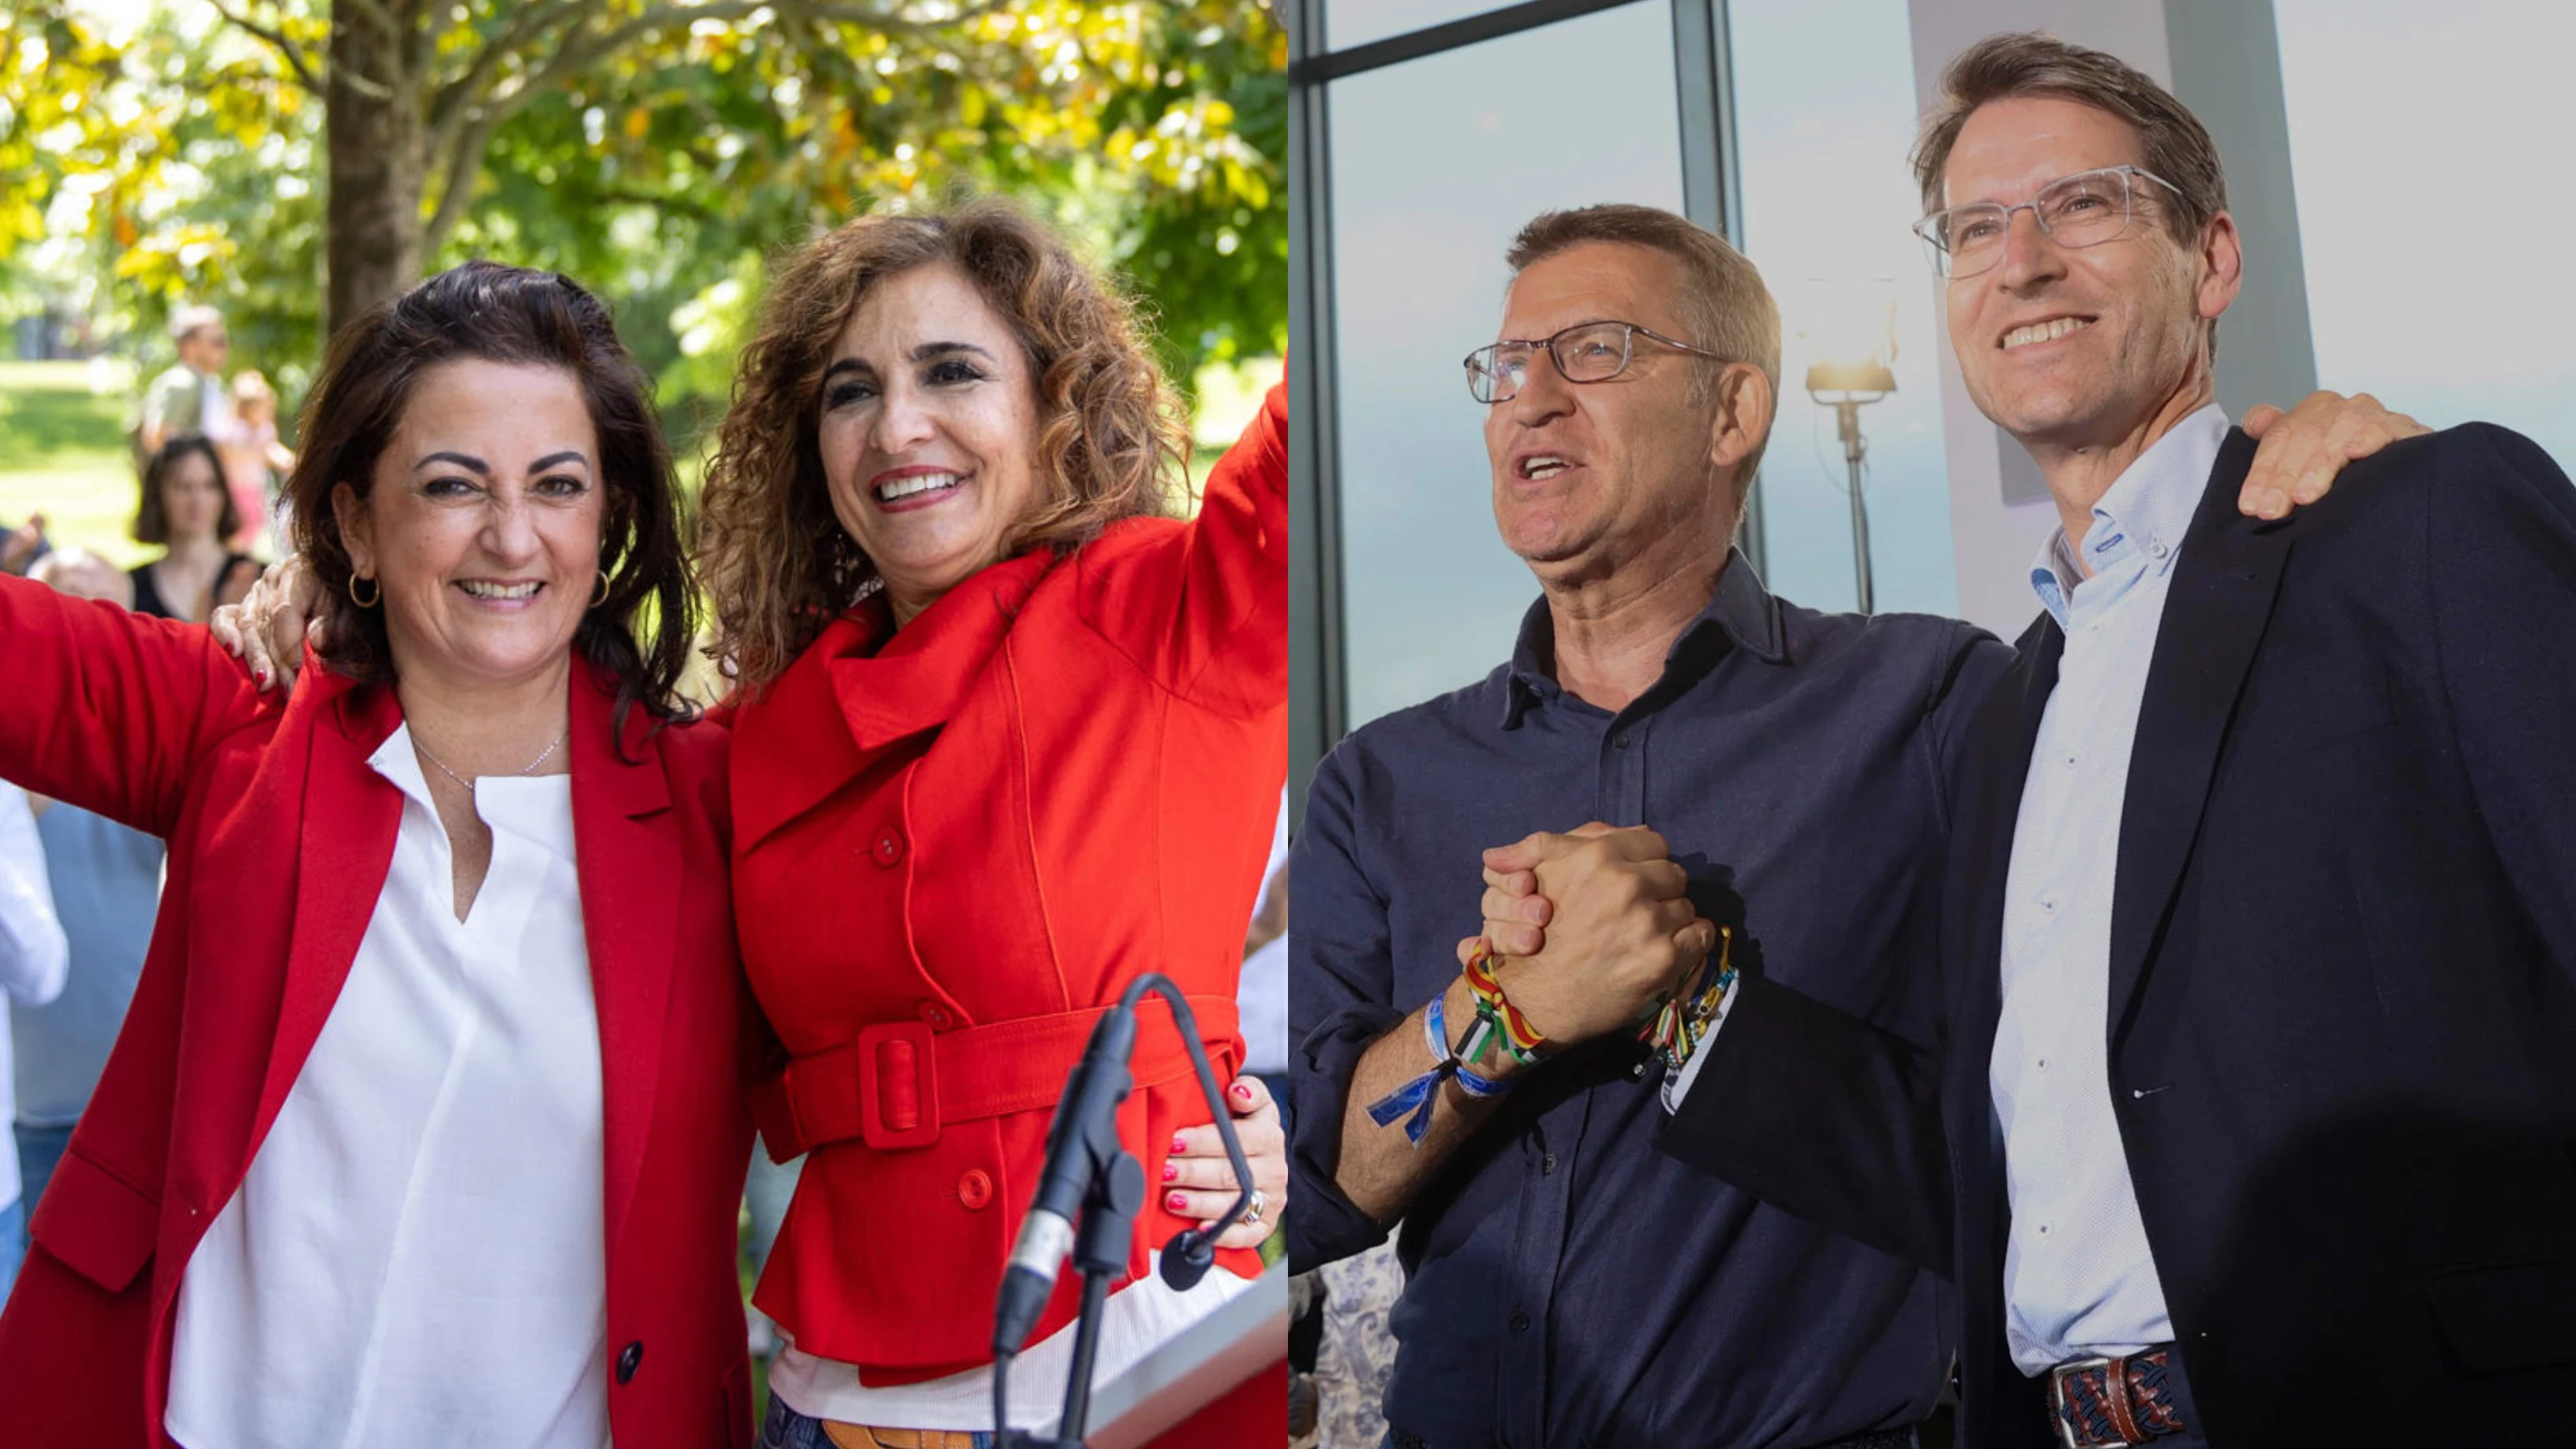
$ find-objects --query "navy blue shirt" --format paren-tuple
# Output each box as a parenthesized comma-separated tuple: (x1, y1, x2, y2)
(1289, 554, 2013, 1448)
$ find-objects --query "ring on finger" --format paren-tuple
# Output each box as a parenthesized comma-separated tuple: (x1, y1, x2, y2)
(1239, 1188, 1267, 1228)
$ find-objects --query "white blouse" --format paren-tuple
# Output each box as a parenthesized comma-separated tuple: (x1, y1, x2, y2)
(769, 1252, 1258, 1432)
(167, 726, 609, 1449)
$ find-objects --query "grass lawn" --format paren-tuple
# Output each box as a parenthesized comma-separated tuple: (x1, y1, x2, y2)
(0, 359, 152, 568)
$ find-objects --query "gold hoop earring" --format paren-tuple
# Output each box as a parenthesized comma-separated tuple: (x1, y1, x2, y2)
(592, 570, 611, 608)
(348, 574, 380, 608)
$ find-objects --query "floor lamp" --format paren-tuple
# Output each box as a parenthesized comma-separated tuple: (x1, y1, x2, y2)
(1803, 281, 1899, 615)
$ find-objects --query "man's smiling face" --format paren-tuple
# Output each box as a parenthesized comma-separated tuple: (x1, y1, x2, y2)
(1941, 95, 2219, 451)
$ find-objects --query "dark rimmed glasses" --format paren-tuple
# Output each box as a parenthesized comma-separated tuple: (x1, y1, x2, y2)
(1463, 320, 1726, 405)
(1913, 165, 2186, 279)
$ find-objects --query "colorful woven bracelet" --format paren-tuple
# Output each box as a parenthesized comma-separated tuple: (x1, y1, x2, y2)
(1463, 945, 1555, 1064)
(1643, 925, 1735, 1076)
(1365, 989, 1513, 1145)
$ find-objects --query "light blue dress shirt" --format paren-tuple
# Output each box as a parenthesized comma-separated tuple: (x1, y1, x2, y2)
(1992, 403, 2228, 1374)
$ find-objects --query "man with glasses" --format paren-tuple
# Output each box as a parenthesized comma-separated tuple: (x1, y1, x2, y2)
(1601, 31, 2576, 1449)
(1286, 199, 2405, 1447)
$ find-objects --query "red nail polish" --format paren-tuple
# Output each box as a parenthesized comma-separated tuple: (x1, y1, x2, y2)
(1162, 1163, 1178, 1181)
(1166, 1192, 1187, 1212)
(1170, 1135, 1188, 1154)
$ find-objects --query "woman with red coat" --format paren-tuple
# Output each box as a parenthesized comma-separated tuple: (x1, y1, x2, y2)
(0, 264, 759, 1448)
(691, 199, 1287, 1445)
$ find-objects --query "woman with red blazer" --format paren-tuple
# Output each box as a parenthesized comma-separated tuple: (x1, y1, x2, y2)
(691, 199, 1287, 1444)
(0, 264, 758, 1448)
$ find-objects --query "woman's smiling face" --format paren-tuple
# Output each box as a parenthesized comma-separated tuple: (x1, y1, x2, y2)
(814, 261, 1047, 627)
(336, 360, 604, 694)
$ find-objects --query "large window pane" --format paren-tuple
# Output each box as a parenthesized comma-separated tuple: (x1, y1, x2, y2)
(1328, 0, 1682, 728)
(1324, 0, 1522, 54)
(2275, 0, 2576, 467)
(1728, 0, 1956, 617)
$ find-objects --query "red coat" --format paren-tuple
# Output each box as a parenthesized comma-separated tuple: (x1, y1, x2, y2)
(733, 383, 1287, 1379)
(0, 576, 758, 1449)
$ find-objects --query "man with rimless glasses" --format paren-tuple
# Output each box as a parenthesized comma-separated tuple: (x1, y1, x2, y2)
(1462, 31, 2576, 1449)
(1286, 94, 2422, 1449)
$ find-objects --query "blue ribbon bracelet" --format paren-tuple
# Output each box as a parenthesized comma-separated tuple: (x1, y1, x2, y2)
(1366, 990, 1515, 1145)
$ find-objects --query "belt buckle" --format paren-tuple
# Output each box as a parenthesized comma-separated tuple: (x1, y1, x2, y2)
(856, 1020, 940, 1150)
(2050, 1356, 2118, 1449)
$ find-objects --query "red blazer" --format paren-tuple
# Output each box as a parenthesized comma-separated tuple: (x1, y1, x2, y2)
(0, 575, 759, 1449)
(732, 383, 1287, 1379)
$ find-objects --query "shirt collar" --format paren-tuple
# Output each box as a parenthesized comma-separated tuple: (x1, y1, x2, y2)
(366, 721, 575, 856)
(1503, 545, 1784, 728)
(368, 722, 439, 814)
(2026, 403, 2230, 629)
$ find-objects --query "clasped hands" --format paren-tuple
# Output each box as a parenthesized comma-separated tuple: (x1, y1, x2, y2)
(1454, 823, 1717, 1057)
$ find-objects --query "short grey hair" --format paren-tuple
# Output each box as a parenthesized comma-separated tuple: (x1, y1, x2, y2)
(1504, 204, 1782, 494)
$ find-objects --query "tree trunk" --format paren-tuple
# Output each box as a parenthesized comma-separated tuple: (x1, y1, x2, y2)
(323, 15, 425, 339)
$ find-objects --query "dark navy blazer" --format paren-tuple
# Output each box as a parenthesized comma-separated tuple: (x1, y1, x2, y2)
(1667, 425, 2576, 1448)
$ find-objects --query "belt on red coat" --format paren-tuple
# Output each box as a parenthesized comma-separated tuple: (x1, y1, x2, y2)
(751, 994, 1242, 1159)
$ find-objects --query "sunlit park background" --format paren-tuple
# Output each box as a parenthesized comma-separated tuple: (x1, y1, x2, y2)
(0, 0, 1283, 1413)
(0, 0, 1287, 571)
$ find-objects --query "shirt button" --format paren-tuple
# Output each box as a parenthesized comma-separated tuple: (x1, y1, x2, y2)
(2150, 536, 2169, 559)
(2037, 1223, 2052, 1238)
(1508, 1310, 1532, 1332)
(1612, 733, 1631, 750)
(2039, 897, 2057, 914)
(2036, 1058, 2048, 1070)
(616, 1340, 643, 1384)
(2061, 751, 2080, 768)
(959, 1169, 994, 1210)
(917, 999, 955, 1030)
(871, 825, 906, 867)
(1541, 1152, 1558, 1175)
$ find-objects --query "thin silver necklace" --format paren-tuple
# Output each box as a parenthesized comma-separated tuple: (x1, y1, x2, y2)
(414, 724, 570, 790)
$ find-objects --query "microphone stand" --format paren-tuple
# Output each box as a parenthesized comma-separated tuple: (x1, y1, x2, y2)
(994, 973, 1256, 1449)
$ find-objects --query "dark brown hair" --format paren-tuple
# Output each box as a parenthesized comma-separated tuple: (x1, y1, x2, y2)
(284, 260, 698, 729)
(1915, 32, 2227, 245)
(1505, 204, 1783, 490)
(133, 433, 241, 546)
(697, 197, 1190, 688)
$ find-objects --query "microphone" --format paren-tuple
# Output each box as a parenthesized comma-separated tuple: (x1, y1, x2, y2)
(1158, 1224, 1218, 1291)
(992, 1002, 1139, 1357)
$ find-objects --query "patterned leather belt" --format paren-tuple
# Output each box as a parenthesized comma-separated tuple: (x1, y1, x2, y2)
(1385, 1426, 1919, 1449)
(2048, 1346, 2189, 1448)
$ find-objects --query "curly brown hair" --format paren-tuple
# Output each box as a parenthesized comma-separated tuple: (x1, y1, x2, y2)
(697, 197, 1192, 688)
